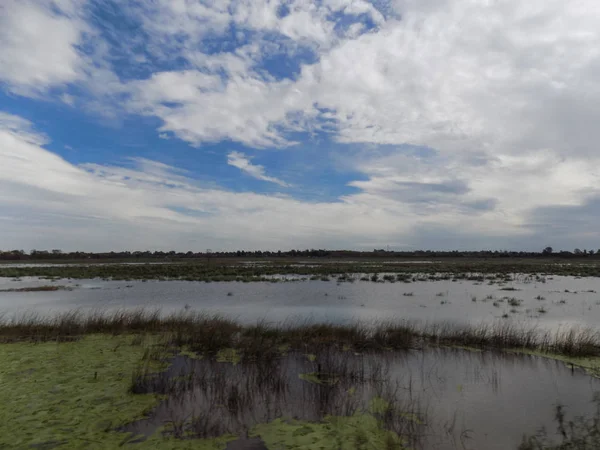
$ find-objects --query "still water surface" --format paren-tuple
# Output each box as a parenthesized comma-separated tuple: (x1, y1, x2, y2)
(3, 275, 600, 448)
(125, 347, 600, 450)
(2, 275, 600, 329)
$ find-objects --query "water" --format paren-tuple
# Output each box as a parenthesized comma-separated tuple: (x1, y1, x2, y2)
(2, 275, 600, 330)
(3, 274, 600, 448)
(124, 348, 600, 450)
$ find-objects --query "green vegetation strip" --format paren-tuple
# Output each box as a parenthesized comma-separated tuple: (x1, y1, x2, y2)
(2, 259, 600, 281)
(252, 415, 404, 450)
(0, 336, 236, 449)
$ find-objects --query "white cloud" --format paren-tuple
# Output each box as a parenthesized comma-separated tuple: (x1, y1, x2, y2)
(0, 112, 403, 250)
(0, 0, 88, 95)
(126, 67, 311, 147)
(118, 0, 600, 246)
(344, 146, 600, 237)
(227, 151, 290, 187)
(2, 111, 600, 251)
(0, 112, 48, 146)
(117, 0, 600, 164)
(4, 2, 600, 250)
(120, 0, 389, 146)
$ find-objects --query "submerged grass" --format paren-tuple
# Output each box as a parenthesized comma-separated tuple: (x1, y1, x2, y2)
(519, 394, 600, 449)
(126, 342, 421, 448)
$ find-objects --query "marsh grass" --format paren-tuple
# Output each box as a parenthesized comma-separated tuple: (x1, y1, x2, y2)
(2, 309, 599, 358)
(508, 297, 524, 307)
(0, 285, 72, 292)
(3, 258, 600, 283)
(423, 322, 600, 357)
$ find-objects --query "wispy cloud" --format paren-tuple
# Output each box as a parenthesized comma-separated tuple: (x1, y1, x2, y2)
(227, 151, 290, 187)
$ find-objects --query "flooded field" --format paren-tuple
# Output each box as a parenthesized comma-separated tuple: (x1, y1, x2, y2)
(3, 267, 600, 449)
(124, 347, 600, 450)
(2, 274, 600, 330)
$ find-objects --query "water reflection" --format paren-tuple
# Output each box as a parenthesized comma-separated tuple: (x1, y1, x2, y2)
(2, 275, 600, 330)
(124, 348, 600, 450)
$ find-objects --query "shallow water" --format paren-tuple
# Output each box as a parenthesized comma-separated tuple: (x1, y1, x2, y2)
(2, 275, 600, 330)
(124, 348, 600, 450)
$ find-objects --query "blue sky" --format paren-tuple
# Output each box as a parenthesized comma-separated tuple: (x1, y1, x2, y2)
(1, 0, 600, 251)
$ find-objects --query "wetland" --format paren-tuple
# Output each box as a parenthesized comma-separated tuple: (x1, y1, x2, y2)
(4, 259, 600, 449)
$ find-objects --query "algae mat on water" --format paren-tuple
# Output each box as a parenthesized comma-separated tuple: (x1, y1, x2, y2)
(251, 415, 405, 450)
(0, 336, 233, 450)
(0, 336, 407, 449)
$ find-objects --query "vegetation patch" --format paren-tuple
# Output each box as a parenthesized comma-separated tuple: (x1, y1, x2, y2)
(215, 347, 241, 365)
(519, 394, 600, 449)
(513, 349, 600, 378)
(251, 415, 405, 450)
(0, 335, 161, 449)
(0, 285, 72, 292)
(2, 310, 600, 358)
(3, 257, 600, 283)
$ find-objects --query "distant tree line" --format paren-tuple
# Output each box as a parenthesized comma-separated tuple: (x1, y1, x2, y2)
(0, 247, 599, 261)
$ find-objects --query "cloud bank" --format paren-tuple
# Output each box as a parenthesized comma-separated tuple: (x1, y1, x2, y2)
(1, 0, 600, 250)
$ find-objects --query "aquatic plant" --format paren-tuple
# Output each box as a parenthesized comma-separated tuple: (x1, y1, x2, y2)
(1, 309, 599, 358)
(519, 394, 600, 450)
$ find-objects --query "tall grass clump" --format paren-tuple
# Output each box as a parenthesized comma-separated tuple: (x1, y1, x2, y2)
(423, 322, 600, 357)
(1, 309, 599, 358)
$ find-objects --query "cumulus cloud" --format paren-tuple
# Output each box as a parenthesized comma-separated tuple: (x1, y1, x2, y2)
(0, 0, 88, 95)
(227, 151, 290, 187)
(114, 0, 600, 170)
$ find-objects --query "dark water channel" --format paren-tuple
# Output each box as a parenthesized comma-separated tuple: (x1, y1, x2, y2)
(123, 348, 600, 450)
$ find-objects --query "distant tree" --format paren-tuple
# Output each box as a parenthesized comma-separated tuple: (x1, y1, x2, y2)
(51, 249, 62, 255)
(542, 246, 553, 255)
(574, 248, 583, 255)
(589, 249, 595, 255)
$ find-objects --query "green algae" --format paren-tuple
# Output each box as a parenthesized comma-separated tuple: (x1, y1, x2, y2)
(277, 343, 291, 355)
(368, 397, 391, 415)
(250, 415, 405, 450)
(398, 412, 423, 425)
(216, 347, 240, 365)
(0, 336, 234, 449)
(179, 348, 204, 360)
(144, 431, 236, 449)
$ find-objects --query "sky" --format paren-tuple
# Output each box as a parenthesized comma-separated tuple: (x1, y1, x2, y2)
(1, 0, 600, 252)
